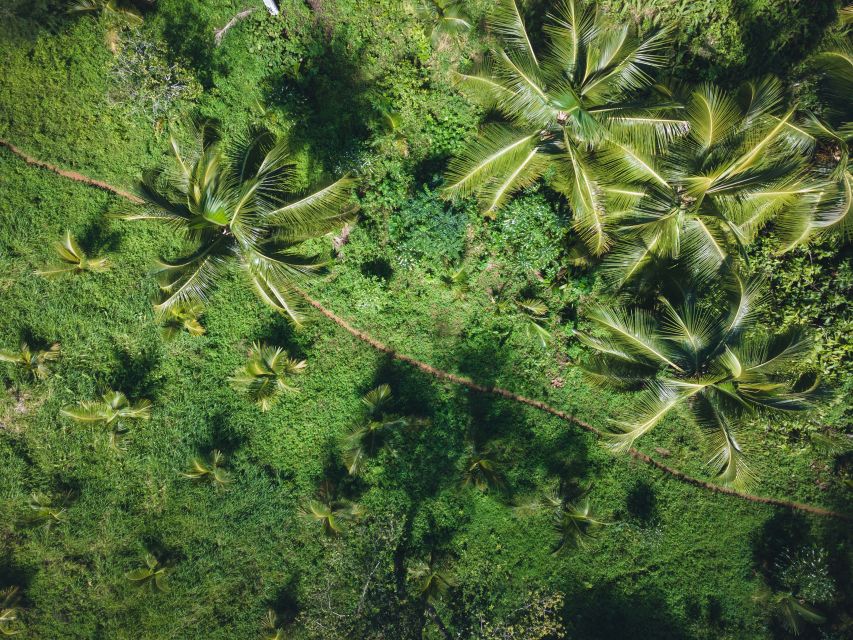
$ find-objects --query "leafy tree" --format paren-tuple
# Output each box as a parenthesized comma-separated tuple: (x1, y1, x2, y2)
(36, 231, 109, 277)
(182, 450, 231, 489)
(342, 384, 407, 475)
(0, 342, 59, 380)
(302, 481, 363, 536)
(61, 390, 151, 448)
(603, 78, 815, 289)
(160, 302, 205, 339)
(443, 0, 674, 254)
(576, 276, 821, 486)
(230, 342, 306, 411)
(121, 123, 354, 325)
(126, 554, 168, 593)
(23, 492, 67, 529)
(0, 587, 22, 637)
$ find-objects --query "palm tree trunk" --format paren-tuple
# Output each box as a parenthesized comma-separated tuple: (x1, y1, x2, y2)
(0, 137, 849, 523)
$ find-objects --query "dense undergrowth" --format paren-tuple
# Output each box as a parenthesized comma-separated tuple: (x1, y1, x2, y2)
(0, 1, 850, 638)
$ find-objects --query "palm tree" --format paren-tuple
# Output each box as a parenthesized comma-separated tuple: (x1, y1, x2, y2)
(61, 390, 151, 448)
(262, 609, 286, 640)
(0, 587, 22, 636)
(443, 0, 676, 254)
(24, 492, 67, 529)
(126, 554, 168, 592)
(576, 276, 821, 487)
(182, 450, 231, 489)
(160, 302, 205, 339)
(36, 231, 109, 277)
(342, 384, 407, 475)
(120, 123, 355, 325)
(602, 78, 815, 289)
(0, 342, 60, 380)
(230, 342, 306, 411)
(777, 15, 852, 248)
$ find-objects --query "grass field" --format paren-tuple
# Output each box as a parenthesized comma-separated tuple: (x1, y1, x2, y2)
(1, 1, 850, 638)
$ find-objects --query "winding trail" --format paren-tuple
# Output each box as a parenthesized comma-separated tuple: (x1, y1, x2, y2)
(2, 138, 849, 522)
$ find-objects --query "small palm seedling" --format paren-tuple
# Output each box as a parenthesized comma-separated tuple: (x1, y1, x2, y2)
(126, 553, 168, 593)
(0, 342, 60, 380)
(121, 122, 354, 325)
(342, 384, 407, 475)
(67, 0, 145, 24)
(262, 610, 286, 640)
(182, 450, 231, 489)
(37, 231, 109, 277)
(460, 444, 504, 492)
(23, 492, 68, 529)
(301, 481, 363, 536)
(230, 342, 306, 411)
(515, 484, 605, 551)
(160, 302, 205, 339)
(577, 276, 822, 487)
(0, 587, 22, 636)
(415, 0, 472, 47)
(517, 298, 552, 348)
(61, 390, 151, 449)
(444, 0, 675, 252)
(752, 586, 826, 636)
(407, 556, 455, 604)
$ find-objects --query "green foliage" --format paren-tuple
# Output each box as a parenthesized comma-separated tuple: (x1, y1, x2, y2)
(387, 187, 469, 270)
(126, 553, 169, 592)
(230, 342, 306, 411)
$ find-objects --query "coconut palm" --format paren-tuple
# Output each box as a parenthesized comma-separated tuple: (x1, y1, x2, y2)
(182, 450, 231, 489)
(160, 302, 205, 339)
(66, 0, 148, 25)
(126, 554, 168, 592)
(120, 123, 355, 325)
(36, 231, 109, 277)
(262, 610, 286, 640)
(61, 390, 151, 448)
(342, 384, 407, 475)
(0, 342, 60, 380)
(602, 78, 816, 289)
(230, 342, 306, 411)
(302, 481, 363, 536)
(24, 492, 67, 529)
(777, 18, 852, 248)
(0, 587, 21, 636)
(576, 276, 822, 487)
(443, 0, 676, 254)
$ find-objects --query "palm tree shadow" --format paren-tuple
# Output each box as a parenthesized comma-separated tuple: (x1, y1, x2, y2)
(109, 342, 162, 399)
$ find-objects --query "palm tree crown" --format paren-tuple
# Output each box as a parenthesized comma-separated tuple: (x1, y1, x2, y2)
(230, 342, 306, 411)
(576, 276, 820, 486)
(0, 342, 60, 380)
(603, 78, 816, 288)
(342, 384, 407, 475)
(444, 0, 675, 254)
(122, 123, 354, 324)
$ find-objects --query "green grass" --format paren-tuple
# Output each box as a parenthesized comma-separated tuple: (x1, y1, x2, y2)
(0, 1, 850, 639)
